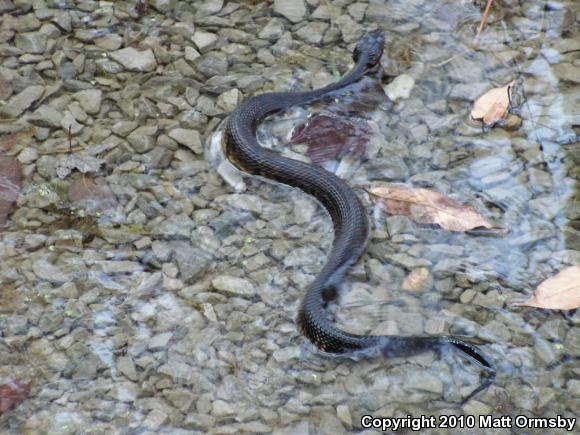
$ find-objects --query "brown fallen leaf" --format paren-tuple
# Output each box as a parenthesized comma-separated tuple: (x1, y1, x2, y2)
(291, 114, 369, 165)
(0, 380, 32, 415)
(68, 175, 118, 214)
(511, 266, 580, 310)
(471, 80, 515, 126)
(368, 185, 493, 232)
(0, 129, 35, 153)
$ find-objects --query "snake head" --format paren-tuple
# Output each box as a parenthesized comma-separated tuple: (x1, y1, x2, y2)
(353, 30, 385, 69)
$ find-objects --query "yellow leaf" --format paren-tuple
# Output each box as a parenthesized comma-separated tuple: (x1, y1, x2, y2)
(368, 185, 493, 232)
(470, 80, 515, 126)
(512, 266, 580, 310)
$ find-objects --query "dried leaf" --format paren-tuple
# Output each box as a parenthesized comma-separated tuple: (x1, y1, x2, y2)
(0, 129, 35, 153)
(0, 380, 31, 415)
(369, 185, 492, 232)
(402, 267, 433, 291)
(68, 175, 118, 214)
(0, 156, 22, 230)
(470, 80, 515, 126)
(511, 266, 580, 310)
(291, 114, 368, 165)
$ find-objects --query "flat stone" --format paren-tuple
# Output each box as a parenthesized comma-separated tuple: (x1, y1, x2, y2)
(365, 156, 409, 181)
(168, 128, 202, 154)
(212, 275, 256, 297)
(336, 404, 352, 427)
(404, 372, 444, 394)
(272, 346, 301, 362)
(0, 85, 44, 118)
(15, 32, 46, 53)
(152, 214, 194, 239)
(148, 332, 173, 350)
(274, 0, 306, 23)
(158, 360, 197, 384)
(192, 31, 219, 53)
(185, 46, 201, 62)
(259, 19, 285, 40)
(127, 125, 158, 153)
(74, 89, 102, 114)
(553, 62, 580, 84)
(28, 105, 62, 128)
(95, 261, 143, 274)
(32, 260, 74, 284)
(212, 400, 236, 417)
(117, 356, 139, 381)
(449, 82, 489, 100)
(296, 22, 329, 44)
(110, 47, 157, 72)
(143, 409, 168, 431)
(216, 89, 241, 112)
(195, 52, 228, 77)
(384, 74, 415, 101)
(94, 33, 123, 50)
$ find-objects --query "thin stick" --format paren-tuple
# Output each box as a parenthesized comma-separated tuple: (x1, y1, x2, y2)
(475, 0, 494, 42)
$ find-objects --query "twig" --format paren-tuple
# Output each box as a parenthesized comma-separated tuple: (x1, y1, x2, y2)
(474, 0, 494, 43)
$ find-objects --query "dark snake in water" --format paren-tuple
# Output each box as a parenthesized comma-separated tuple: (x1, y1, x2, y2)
(224, 30, 495, 400)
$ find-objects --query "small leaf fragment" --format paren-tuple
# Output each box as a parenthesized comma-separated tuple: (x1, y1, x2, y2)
(511, 266, 580, 310)
(368, 185, 492, 232)
(68, 175, 118, 214)
(0, 156, 22, 230)
(0, 380, 32, 415)
(0, 129, 35, 153)
(471, 80, 515, 126)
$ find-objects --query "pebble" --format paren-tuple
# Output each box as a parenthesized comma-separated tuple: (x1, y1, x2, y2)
(14, 31, 46, 53)
(0, 1, 577, 432)
(73, 89, 102, 114)
(384, 74, 415, 101)
(212, 399, 236, 417)
(32, 259, 74, 284)
(554, 62, 580, 83)
(0, 85, 44, 118)
(274, 0, 306, 23)
(110, 47, 157, 72)
(212, 275, 256, 297)
(336, 404, 352, 427)
(259, 19, 285, 40)
(272, 346, 301, 363)
(217, 88, 241, 112)
(404, 372, 444, 395)
(168, 128, 203, 154)
(143, 409, 168, 430)
(192, 31, 219, 53)
(28, 105, 62, 128)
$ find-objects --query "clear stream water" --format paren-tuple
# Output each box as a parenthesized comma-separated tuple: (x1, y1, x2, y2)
(0, 0, 578, 433)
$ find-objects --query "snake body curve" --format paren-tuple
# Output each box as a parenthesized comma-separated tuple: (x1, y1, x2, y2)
(223, 31, 494, 398)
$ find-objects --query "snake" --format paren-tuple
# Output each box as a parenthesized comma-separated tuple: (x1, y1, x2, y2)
(223, 30, 495, 399)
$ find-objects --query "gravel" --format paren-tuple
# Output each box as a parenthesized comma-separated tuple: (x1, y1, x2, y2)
(0, 0, 577, 432)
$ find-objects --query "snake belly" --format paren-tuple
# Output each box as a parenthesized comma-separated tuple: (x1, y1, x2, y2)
(223, 30, 495, 393)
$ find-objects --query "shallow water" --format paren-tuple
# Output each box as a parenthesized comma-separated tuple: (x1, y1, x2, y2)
(0, 0, 578, 433)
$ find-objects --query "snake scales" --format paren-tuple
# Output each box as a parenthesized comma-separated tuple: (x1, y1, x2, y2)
(223, 30, 495, 400)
